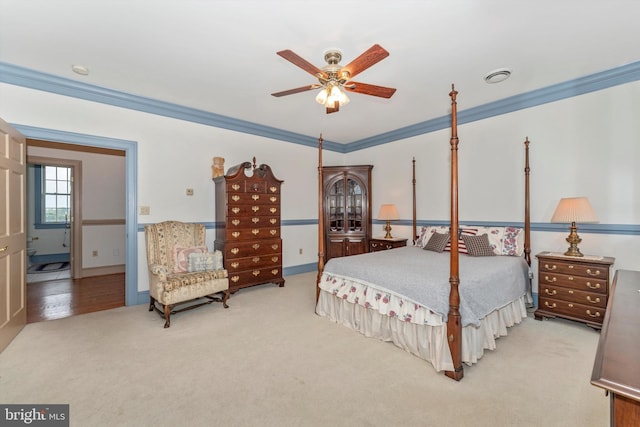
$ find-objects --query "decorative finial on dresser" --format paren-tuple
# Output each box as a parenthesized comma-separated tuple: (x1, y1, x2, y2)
(252, 156, 257, 169)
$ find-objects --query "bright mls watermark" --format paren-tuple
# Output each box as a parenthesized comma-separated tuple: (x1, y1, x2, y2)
(0, 405, 69, 426)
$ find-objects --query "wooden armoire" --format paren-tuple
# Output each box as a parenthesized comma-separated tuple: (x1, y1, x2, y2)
(321, 165, 373, 263)
(214, 158, 285, 292)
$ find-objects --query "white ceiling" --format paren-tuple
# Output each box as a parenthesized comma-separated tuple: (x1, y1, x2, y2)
(1, 0, 639, 145)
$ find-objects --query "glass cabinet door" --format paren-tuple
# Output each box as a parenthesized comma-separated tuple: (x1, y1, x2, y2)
(328, 177, 363, 232)
(328, 179, 344, 231)
(346, 178, 363, 231)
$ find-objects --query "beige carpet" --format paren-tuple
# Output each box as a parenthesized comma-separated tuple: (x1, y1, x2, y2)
(0, 272, 607, 426)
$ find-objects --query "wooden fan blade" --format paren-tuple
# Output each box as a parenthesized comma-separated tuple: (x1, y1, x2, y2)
(277, 50, 326, 78)
(271, 85, 317, 97)
(344, 82, 396, 98)
(341, 44, 390, 79)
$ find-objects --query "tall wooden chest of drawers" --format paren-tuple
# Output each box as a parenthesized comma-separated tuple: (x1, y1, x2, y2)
(214, 159, 285, 292)
(535, 251, 614, 329)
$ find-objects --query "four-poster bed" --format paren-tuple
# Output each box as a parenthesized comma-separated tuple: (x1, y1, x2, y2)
(315, 86, 532, 381)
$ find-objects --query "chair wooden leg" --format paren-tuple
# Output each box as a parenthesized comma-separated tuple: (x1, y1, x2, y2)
(163, 304, 172, 328)
(222, 290, 230, 308)
(149, 296, 155, 312)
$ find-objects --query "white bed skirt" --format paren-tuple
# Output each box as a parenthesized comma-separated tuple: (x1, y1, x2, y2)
(316, 290, 529, 372)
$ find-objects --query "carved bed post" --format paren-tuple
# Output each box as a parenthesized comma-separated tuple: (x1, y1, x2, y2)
(445, 84, 464, 381)
(524, 137, 531, 267)
(412, 157, 417, 243)
(316, 134, 325, 303)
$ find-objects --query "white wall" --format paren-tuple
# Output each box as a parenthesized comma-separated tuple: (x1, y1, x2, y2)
(345, 81, 640, 291)
(2, 80, 639, 297)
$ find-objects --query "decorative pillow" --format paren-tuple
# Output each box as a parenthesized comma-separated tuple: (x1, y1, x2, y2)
(187, 252, 216, 272)
(423, 232, 450, 252)
(443, 227, 478, 255)
(172, 245, 208, 273)
(415, 225, 449, 247)
(212, 250, 223, 270)
(461, 234, 496, 257)
(501, 227, 524, 256)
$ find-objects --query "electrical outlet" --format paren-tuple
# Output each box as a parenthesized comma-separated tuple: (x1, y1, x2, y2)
(92, 250, 98, 257)
(139, 205, 150, 215)
(186, 188, 194, 196)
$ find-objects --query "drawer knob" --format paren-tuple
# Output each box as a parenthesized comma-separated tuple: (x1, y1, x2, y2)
(252, 270, 261, 276)
(270, 196, 277, 203)
(544, 289, 557, 296)
(586, 282, 601, 290)
(252, 229, 260, 235)
(544, 301, 557, 309)
(544, 276, 556, 283)
(544, 264, 557, 271)
(252, 257, 260, 263)
(232, 232, 240, 238)
(252, 206, 260, 212)
(231, 262, 239, 269)
(232, 195, 240, 202)
(232, 207, 240, 214)
(568, 290, 574, 294)
(252, 218, 260, 223)
(231, 248, 239, 255)
(231, 276, 240, 282)
(232, 184, 240, 191)
(272, 244, 279, 250)
(586, 269, 601, 276)
(270, 219, 277, 224)
(269, 186, 277, 193)
(568, 303, 574, 308)
(270, 208, 277, 213)
(252, 244, 260, 250)
(232, 219, 240, 226)
(252, 194, 260, 200)
(272, 256, 279, 262)
(271, 269, 279, 275)
(586, 296, 600, 304)
(586, 310, 601, 318)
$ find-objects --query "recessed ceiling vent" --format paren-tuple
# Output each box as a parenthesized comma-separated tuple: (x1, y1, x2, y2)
(484, 68, 511, 84)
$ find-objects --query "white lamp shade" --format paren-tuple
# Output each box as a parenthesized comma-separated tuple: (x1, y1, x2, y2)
(550, 197, 598, 224)
(377, 204, 399, 220)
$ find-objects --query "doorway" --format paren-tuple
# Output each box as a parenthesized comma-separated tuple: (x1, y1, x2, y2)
(26, 139, 127, 321)
(26, 158, 81, 282)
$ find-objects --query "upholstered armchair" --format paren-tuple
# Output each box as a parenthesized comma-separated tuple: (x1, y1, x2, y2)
(144, 221, 229, 328)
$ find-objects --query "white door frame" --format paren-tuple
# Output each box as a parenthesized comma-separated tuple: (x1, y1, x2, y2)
(15, 124, 139, 306)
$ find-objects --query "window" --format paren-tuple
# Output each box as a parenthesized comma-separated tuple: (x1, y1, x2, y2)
(34, 165, 71, 228)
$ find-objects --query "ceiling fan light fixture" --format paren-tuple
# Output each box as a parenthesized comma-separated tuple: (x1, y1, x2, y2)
(315, 88, 328, 105)
(484, 67, 511, 84)
(316, 84, 349, 107)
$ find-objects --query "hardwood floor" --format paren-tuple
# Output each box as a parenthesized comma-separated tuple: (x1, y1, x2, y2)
(27, 273, 125, 323)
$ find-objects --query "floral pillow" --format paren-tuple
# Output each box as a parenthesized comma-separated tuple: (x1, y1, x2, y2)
(414, 225, 449, 247)
(172, 245, 208, 273)
(473, 226, 524, 256)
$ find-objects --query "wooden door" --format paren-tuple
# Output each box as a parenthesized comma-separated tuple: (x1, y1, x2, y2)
(0, 118, 27, 352)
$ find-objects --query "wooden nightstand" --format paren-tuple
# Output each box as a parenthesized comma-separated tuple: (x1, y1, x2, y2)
(369, 237, 407, 252)
(535, 251, 615, 329)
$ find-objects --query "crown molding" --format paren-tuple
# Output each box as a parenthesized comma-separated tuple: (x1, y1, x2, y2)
(2, 60, 639, 153)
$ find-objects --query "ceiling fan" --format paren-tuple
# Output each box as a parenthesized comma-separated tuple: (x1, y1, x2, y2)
(271, 44, 397, 114)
